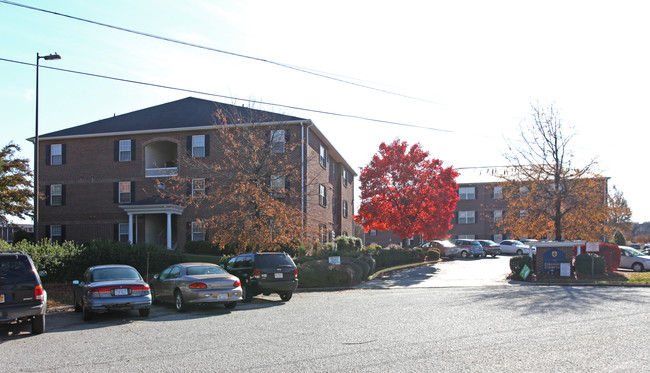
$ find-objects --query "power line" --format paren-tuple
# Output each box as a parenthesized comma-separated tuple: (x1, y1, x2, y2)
(0, 57, 453, 133)
(0, 0, 444, 106)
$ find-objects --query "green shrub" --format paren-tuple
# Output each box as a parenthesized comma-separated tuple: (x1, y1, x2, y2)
(10, 239, 82, 283)
(297, 259, 363, 287)
(184, 240, 217, 255)
(574, 253, 606, 275)
(426, 249, 441, 261)
(373, 247, 425, 268)
(509, 255, 534, 280)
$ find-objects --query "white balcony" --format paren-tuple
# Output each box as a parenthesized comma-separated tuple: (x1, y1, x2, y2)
(145, 167, 178, 178)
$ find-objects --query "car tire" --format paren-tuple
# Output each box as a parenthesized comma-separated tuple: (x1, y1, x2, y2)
(516, 249, 523, 255)
(242, 284, 253, 303)
(150, 287, 158, 305)
(632, 262, 644, 272)
(460, 251, 468, 258)
(491, 254, 497, 258)
(482, 252, 487, 258)
(82, 302, 93, 321)
(139, 308, 150, 317)
(74, 295, 81, 312)
(473, 255, 480, 258)
(32, 314, 45, 334)
(174, 290, 187, 312)
(224, 302, 237, 309)
(279, 291, 293, 302)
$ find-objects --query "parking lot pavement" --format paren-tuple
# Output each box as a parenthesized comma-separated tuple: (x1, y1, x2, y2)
(358, 255, 513, 289)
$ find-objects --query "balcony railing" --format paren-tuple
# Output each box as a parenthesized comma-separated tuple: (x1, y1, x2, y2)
(145, 167, 178, 178)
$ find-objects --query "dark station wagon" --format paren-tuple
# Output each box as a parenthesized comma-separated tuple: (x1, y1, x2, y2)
(225, 252, 298, 302)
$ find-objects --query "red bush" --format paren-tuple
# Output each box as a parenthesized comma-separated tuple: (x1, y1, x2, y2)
(574, 243, 620, 272)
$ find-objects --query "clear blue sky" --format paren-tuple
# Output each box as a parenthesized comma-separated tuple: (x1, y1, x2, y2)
(2, 1, 649, 223)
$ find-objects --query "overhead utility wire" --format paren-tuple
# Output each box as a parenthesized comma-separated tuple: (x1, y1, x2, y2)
(1, 0, 442, 106)
(0, 57, 452, 133)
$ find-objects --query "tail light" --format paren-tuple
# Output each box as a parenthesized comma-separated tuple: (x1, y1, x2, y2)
(131, 285, 150, 291)
(253, 269, 261, 279)
(233, 280, 241, 287)
(189, 282, 207, 289)
(89, 286, 112, 294)
(34, 284, 45, 300)
(294, 268, 298, 279)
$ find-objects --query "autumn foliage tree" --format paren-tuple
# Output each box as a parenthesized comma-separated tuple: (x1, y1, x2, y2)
(1, 142, 33, 224)
(355, 139, 459, 246)
(158, 108, 308, 253)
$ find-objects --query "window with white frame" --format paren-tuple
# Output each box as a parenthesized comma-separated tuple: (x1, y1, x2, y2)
(458, 235, 475, 239)
(191, 221, 205, 241)
(370, 229, 377, 236)
(192, 178, 205, 197)
(270, 175, 286, 197)
(342, 169, 349, 187)
(319, 224, 328, 244)
(459, 187, 476, 200)
(520, 186, 528, 197)
(50, 225, 62, 242)
(119, 182, 132, 204)
(493, 186, 503, 199)
(319, 184, 327, 206)
(118, 223, 129, 243)
(192, 135, 206, 157)
(51, 144, 63, 165)
(119, 140, 132, 162)
(50, 184, 63, 206)
(493, 234, 503, 242)
(458, 211, 475, 224)
(519, 210, 528, 218)
(271, 130, 286, 153)
(342, 200, 348, 218)
(493, 210, 503, 223)
(319, 144, 327, 168)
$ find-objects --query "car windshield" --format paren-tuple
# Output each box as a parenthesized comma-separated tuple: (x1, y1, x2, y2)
(255, 254, 295, 267)
(513, 241, 525, 245)
(625, 248, 644, 256)
(471, 241, 481, 245)
(481, 240, 497, 246)
(186, 265, 227, 276)
(92, 267, 141, 282)
(437, 240, 455, 248)
(0, 256, 33, 282)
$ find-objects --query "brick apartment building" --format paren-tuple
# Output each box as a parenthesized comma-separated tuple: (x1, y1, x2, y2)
(33, 97, 356, 249)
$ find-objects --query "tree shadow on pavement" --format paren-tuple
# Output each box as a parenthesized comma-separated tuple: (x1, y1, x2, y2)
(356, 264, 439, 289)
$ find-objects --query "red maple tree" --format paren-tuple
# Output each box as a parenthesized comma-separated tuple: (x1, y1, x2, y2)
(354, 139, 459, 246)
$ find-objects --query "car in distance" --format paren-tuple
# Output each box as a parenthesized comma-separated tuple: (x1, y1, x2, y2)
(150, 263, 242, 312)
(72, 264, 151, 321)
(477, 240, 501, 257)
(420, 240, 459, 259)
(225, 252, 298, 302)
(0, 250, 47, 334)
(619, 246, 650, 272)
(451, 239, 485, 258)
(499, 240, 534, 255)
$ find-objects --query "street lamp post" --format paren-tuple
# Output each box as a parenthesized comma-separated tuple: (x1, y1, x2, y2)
(35, 52, 61, 243)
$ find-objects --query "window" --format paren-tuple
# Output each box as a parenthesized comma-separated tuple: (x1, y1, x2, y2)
(459, 211, 475, 224)
(342, 169, 350, 187)
(493, 234, 503, 242)
(519, 210, 528, 218)
(493, 210, 503, 223)
(319, 224, 328, 244)
(192, 178, 205, 197)
(342, 200, 348, 218)
(271, 130, 286, 153)
(51, 144, 63, 165)
(50, 225, 62, 243)
(50, 184, 63, 206)
(493, 186, 503, 199)
(520, 186, 529, 197)
(459, 187, 476, 200)
(459, 235, 475, 239)
(118, 223, 129, 243)
(119, 140, 132, 161)
(270, 175, 285, 197)
(370, 230, 377, 236)
(192, 135, 206, 157)
(319, 144, 327, 168)
(191, 221, 205, 241)
(119, 182, 131, 204)
(319, 184, 327, 207)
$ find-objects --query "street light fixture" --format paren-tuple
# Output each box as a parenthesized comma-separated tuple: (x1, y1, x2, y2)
(35, 52, 61, 243)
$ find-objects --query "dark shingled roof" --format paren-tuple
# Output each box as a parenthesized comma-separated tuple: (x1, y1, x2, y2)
(40, 97, 307, 138)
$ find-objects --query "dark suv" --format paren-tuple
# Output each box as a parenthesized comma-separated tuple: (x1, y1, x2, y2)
(225, 252, 298, 302)
(0, 250, 47, 334)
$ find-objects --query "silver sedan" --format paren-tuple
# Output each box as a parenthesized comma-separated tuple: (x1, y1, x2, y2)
(150, 263, 242, 312)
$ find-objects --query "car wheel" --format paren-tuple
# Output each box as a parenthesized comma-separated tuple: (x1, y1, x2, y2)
(224, 302, 237, 309)
(242, 284, 253, 303)
(482, 252, 487, 258)
(491, 254, 497, 258)
(139, 308, 150, 317)
(279, 291, 293, 302)
(32, 314, 45, 334)
(516, 249, 523, 255)
(74, 295, 81, 312)
(460, 250, 468, 258)
(82, 302, 93, 321)
(632, 262, 644, 272)
(174, 290, 187, 312)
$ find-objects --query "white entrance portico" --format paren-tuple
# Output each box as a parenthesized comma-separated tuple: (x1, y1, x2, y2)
(119, 203, 185, 249)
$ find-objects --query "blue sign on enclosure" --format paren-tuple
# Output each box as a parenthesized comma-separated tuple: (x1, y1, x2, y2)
(543, 248, 566, 273)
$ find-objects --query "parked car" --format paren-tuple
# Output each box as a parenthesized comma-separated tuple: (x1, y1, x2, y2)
(619, 246, 650, 272)
(150, 263, 242, 312)
(420, 240, 459, 259)
(225, 252, 298, 302)
(477, 240, 501, 257)
(0, 250, 47, 334)
(499, 240, 534, 255)
(72, 264, 151, 321)
(451, 239, 484, 258)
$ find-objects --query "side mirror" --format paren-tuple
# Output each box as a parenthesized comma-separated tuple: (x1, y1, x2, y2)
(38, 270, 47, 277)
(153, 274, 159, 280)
(72, 280, 80, 285)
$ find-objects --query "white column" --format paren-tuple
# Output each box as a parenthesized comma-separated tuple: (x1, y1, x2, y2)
(128, 213, 134, 244)
(166, 212, 172, 249)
